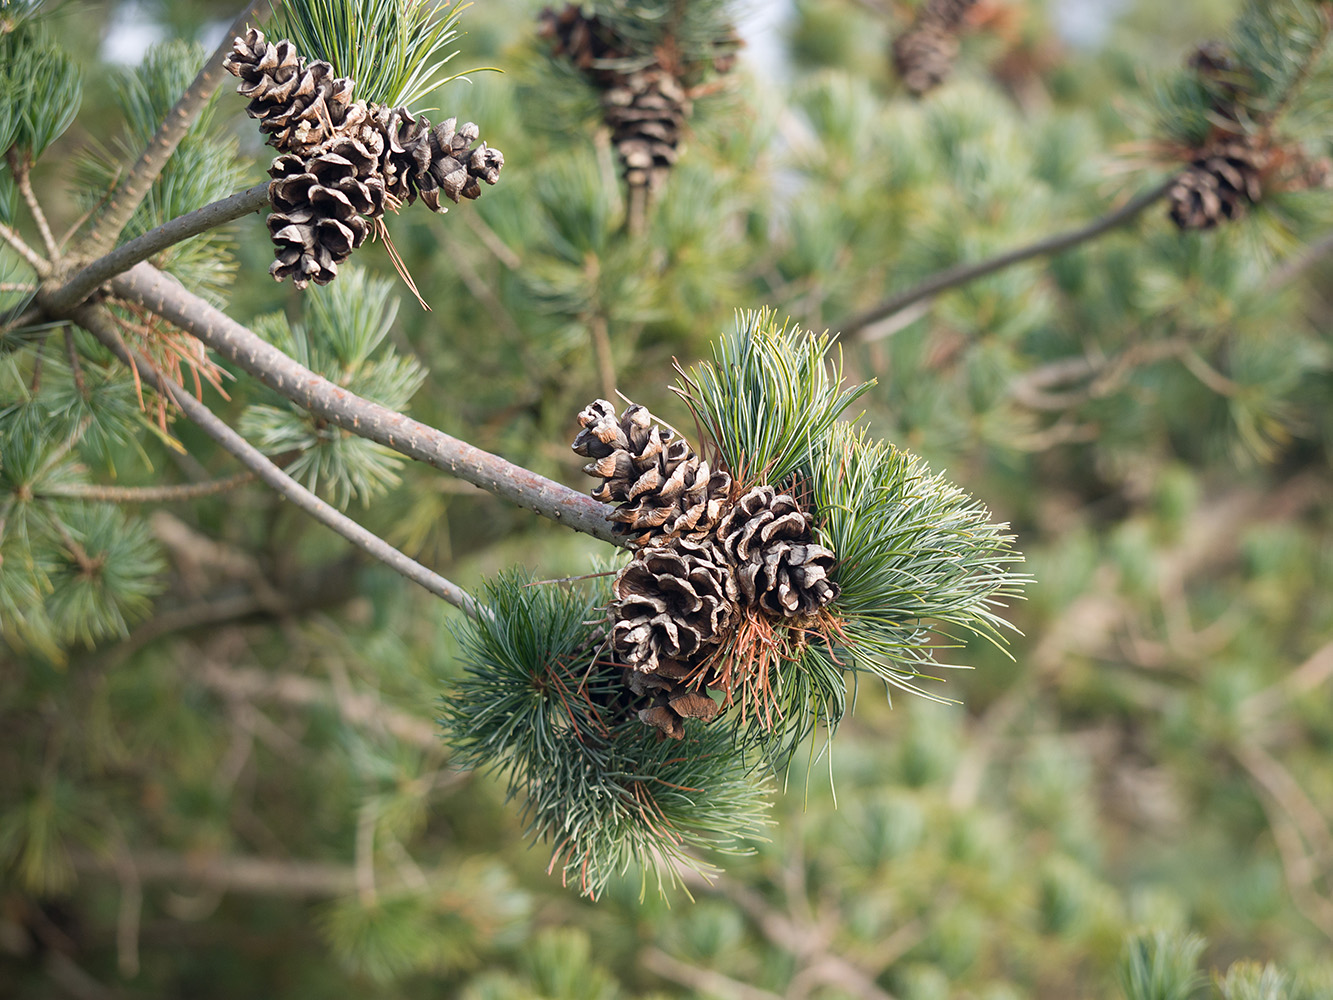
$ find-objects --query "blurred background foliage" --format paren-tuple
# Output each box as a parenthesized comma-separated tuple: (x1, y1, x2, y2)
(3, 0, 1333, 997)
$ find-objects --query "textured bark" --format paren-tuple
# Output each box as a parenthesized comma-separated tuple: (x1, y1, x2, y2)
(110, 262, 624, 546)
(47, 183, 270, 313)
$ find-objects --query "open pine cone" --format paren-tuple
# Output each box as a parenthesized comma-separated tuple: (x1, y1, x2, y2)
(1169, 138, 1268, 230)
(224, 29, 356, 156)
(715, 485, 839, 618)
(225, 30, 504, 286)
(572, 399, 731, 547)
(610, 536, 738, 675)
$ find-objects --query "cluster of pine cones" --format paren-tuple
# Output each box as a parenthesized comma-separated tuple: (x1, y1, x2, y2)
(572, 399, 839, 739)
(1168, 41, 1331, 230)
(223, 29, 504, 287)
(538, 4, 737, 196)
(892, 0, 978, 96)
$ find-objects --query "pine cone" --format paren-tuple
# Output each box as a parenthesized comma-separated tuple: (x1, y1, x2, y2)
(224, 28, 356, 156)
(918, 0, 978, 30)
(602, 68, 691, 193)
(266, 152, 375, 287)
(623, 660, 721, 740)
(1169, 139, 1268, 230)
(572, 399, 731, 547)
(611, 537, 738, 676)
(538, 3, 628, 68)
(715, 486, 839, 618)
(892, 23, 961, 95)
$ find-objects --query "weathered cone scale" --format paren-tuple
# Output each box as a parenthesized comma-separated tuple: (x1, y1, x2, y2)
(623, 660, 721, 740)
(716, 485, 839, 618)
(611, 537, 738, 675)
(1169, 139, 1268, 230)
(572, 399, 731, 547)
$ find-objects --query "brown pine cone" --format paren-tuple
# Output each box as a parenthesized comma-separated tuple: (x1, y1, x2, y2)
(266, 152, 374, 287)
(602, 68, 691, 193)
(224, 29, 356, 156)
(572, 399, 731, 547)
(892, 22, 961, 95)
(715, 486, 839, 618)
(610, 536, 738, 675)
(1169, 139, 1268, 230)
(538, 3, 628, 69)
(918, 0, 978, 31)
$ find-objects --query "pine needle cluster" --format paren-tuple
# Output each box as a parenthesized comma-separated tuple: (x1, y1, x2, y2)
(440, 571, 771, 898)
(445, 314, 1026, 892)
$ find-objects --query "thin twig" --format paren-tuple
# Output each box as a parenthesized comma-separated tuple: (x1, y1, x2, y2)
(48, 182, 270, 313)
(0, 282, 37, 292)
(109, 262, 622, 545)
(589, 312, 617, 402)
(641, 947, 785, 1000)
(69, 848, 360, 898)
(0, 220, 50, 275)
(194, 660, 442, 750)
(74, 303, 483, 616)
(462, 210, 521, 269)
(842, 178, 1177, 339)
(1241, 640, 1333, 723)
(8, 150, 59, 260)
(35, 472, 257, 503)
(75, 2, 280, 257)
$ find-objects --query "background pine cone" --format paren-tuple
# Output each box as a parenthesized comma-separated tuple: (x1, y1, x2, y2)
(610, 537, 737, 676)
(918, 0, 978, 31)
(715, 485, 839, 618)
(1169, 138, 1268, 230)
(572, 399, 731, 547)
(602, 68, 690, 193)
(893, 23, 961, 95)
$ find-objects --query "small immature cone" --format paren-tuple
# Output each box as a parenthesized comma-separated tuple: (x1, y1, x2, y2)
(893, 22, 961, 95)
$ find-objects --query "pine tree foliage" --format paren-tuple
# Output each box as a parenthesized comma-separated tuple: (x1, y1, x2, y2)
(3, 0, 1333, 993)
(239, 269, 426, 507)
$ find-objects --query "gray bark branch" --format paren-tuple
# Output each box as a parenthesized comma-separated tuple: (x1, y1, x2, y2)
(110, 262, 623, 546)
(74, 304, 482, 615)
(841, 177, 1177, 339)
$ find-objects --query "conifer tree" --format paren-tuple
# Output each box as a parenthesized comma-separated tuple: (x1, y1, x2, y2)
(3, 0, 1333, 996)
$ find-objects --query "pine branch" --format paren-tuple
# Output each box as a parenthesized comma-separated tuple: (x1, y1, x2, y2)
(8, 149, 58, 259)
(0, 220, 50, 276)
(73, 303, 482, 616)
(109, 262, 623, 546)
(69, 848, 359, 898)
(841, 178, 1178, 340)
(35, 472, 257, 503)
(74, 2, 279, 258)
(47, 182, 270, 314)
